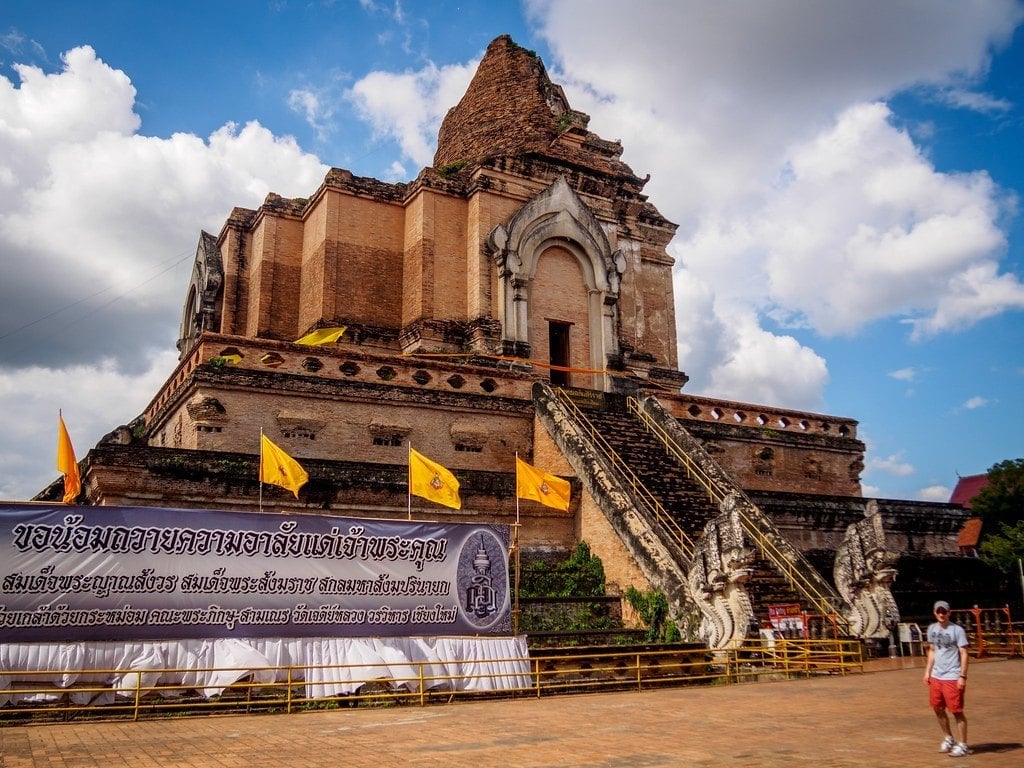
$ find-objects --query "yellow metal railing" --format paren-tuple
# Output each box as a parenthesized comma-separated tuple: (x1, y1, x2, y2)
(626, 397, 850, 630)
(554, 389, 693, 558)
(719, 637, 864, 681)
(0, 639, 864, 724)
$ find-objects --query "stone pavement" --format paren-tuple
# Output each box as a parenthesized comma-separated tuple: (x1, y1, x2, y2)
(2, 657, 1022, 767)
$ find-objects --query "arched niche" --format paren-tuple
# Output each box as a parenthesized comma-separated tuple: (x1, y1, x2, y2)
(488, 177, 625, 390)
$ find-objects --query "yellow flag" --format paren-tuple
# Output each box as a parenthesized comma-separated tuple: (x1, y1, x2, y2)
(57, 414, 81, 505)
(259, 434, 308, 498)
(409, 448, 461, 509)
(295, 326, 347, 346)
(516, 456, 570, 511)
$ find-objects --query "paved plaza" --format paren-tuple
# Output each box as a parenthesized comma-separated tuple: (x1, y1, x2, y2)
(2, 657, 1022, 767)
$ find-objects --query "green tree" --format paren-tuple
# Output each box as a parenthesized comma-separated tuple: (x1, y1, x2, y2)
(979, 520, 1024, 574)
(973, 458, 1024, 574)
(971, 458, 1024, 529)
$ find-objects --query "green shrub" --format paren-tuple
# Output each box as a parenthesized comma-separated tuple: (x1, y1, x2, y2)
(520, 541, 606, 597)
(624, 587, 682, 643)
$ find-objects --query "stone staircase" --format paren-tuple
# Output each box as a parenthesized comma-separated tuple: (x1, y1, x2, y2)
(580, 407, 717, 545)
(578, 397, 818, 627)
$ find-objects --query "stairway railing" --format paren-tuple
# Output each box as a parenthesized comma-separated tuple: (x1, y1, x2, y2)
(553, 389, 694, 559)
(625, 398, 727, 506)
(626, 397, 850, 629)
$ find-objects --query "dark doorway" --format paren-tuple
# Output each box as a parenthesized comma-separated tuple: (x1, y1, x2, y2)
(548, 321, 571, 387)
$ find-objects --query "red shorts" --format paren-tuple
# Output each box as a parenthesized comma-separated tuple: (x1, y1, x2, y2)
(929, 678, 965, 713)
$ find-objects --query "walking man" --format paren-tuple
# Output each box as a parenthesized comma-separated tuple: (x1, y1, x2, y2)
(924, 600, 970, 757)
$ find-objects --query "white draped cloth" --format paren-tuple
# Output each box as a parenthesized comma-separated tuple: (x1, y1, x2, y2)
(0, 635, 531, 705)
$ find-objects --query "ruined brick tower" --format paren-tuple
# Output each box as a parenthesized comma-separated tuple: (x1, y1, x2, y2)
(178, 35, 683, 393)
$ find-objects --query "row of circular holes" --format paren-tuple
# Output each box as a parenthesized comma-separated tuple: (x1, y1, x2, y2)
(687, 404, 850, 436)
(224, 349, 499, 393)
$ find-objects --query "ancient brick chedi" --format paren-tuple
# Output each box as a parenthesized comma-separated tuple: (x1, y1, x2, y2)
(42, 35, 971, 646)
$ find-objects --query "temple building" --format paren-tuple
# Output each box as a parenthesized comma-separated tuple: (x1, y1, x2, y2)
(38, 35, 979, 647)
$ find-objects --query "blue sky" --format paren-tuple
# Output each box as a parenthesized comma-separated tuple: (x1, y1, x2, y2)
(1, 0, 1023, 503)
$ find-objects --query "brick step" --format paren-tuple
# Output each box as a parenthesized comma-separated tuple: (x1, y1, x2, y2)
(573, 405, 826, 625)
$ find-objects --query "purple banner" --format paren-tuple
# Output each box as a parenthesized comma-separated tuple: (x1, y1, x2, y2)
(0, 504, 511, 642)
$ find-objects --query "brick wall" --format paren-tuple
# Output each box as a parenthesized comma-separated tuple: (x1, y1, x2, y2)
(160, 388, 531, 474)
(532, 414, 649, 595)
(323, 190, 404, 328)
(424, 191, 468, 321)
(579, 493, 653, 596)
(299, 200, 329, 333)
(658, 393, 864, 497)
(267, 216, 304, 339)
(530, 245, 594, 388)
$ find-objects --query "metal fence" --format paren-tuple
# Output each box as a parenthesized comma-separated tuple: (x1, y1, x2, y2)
(1, 637, 863, 724)
(949, 607, 1024, 657)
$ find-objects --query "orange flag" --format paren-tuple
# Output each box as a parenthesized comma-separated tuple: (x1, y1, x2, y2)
(57, 413, 81, 504)
(516, 456, 570, 511)
(409, 448, 461, 509)
(259, 433, 308, 498)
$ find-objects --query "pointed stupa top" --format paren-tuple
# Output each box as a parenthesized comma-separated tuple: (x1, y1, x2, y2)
(433, 35, 640, 182)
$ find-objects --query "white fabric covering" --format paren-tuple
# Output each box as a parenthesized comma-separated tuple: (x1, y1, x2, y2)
(0, 635, 530, 705)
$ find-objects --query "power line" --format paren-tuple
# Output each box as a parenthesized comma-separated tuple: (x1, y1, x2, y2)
(0, 248, 192, 342)
(0, 249, 194, 365)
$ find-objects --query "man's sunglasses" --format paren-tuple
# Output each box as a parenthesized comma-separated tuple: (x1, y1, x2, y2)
(935, 608, 949, 615)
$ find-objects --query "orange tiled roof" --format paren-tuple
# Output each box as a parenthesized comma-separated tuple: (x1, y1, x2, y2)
(958, 517, 983, 548)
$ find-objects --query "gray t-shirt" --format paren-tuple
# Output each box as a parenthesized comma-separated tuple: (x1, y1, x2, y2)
(927, 621, 969, 680)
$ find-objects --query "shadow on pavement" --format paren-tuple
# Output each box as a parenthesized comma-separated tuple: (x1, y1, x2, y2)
(969, 742, 1023, 755)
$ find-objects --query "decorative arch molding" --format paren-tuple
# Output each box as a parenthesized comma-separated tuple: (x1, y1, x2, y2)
(177, 231, 224, 358)
(487, 177, 625, 384)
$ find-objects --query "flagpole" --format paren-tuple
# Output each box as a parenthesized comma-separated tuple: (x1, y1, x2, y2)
(258, 428, 264, 514)
(407, 443, 413, 521)
(513, 453, 521, 635)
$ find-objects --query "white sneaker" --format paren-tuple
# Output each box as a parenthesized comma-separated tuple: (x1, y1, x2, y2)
(940, 736, 955, 753)
(949, 742, 969, 758)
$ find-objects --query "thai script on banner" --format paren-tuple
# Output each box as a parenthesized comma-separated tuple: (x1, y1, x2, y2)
(0, 504, 510, 642)
(11, 517, 447, 570)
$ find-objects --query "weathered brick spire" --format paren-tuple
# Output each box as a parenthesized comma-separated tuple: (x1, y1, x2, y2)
(434, 35, 562, 169)
(433, 35, 638, 182)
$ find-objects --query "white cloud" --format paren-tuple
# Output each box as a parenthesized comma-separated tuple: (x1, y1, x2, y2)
(729, 102, 1010, 339)
(347, 60, 477, 168)
(888, 367, 920, 382)
(0, 350, 179, 500)
(962, 396, 990, 409)
(384, 160, 408, 181)
(534, 0, 1022, 218)
(288, 88, 333, 141)
(0, 46, 328, 373)
(867, 452, 916, 477)
(906, 261, 1024, 340)
(681, 301, 829, 410)
(937, 86, 1013, 113)
(918, 484, 953, 502)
